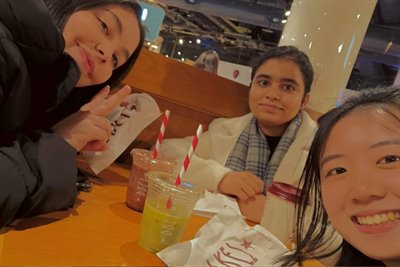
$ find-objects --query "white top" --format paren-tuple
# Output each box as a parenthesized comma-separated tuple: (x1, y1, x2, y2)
(159, 111, 317, 191)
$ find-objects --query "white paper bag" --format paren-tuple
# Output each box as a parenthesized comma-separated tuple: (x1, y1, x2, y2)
(193, 191, 242, 218)
(157, 207, 288, 266)
(83, 93, 161, 174)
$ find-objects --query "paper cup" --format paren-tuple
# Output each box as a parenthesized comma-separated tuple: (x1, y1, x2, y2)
(260, 182, 302, 246)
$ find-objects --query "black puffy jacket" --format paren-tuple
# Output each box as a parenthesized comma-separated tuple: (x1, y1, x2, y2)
(0, 0, 91, 228)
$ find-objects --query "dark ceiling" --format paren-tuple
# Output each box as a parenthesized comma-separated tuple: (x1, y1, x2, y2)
(150, 0, 400, 90)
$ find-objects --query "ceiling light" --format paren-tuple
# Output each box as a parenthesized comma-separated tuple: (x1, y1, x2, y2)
(285, 11, 291, 16)
(272, 17, 280, 23)
(178, 39, 184, 45)
(281, 19, 287, 24)
(196, 38, 201, 44)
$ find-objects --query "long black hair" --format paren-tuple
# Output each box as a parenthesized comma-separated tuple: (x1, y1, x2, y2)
(250, 45, 314, 95)
(279, 87, 400, 266)
(40, 0, 146, 127)
(43, 0, 145, 89)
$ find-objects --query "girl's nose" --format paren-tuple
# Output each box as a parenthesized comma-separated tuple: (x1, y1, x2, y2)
(95, 43, 111, 62)
(348, 170, 387, 204)
(265, 85, 280, 100)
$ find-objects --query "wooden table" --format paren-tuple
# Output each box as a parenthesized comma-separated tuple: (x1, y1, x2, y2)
(0, 163, 208, 266)
(0, 162, 324, 266)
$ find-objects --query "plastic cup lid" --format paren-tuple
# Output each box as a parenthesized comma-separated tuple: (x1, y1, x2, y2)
(266, 181, 302, 204)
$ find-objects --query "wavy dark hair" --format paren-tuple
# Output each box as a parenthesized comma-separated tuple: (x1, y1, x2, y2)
(43, 0, 145, 89)
(250, 45, 314, 95)
(279, 86, 400, 266)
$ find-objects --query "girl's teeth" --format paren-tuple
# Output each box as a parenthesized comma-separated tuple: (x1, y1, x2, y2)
(355, 211, 400, 226)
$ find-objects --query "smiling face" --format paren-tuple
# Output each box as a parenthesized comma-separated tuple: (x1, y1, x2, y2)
(320, 107, 400, 265)
(249, 58, 309, 136)
(63, 4, 140, 87)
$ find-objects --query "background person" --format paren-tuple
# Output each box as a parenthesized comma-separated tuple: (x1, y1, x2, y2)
(160, 46, 342, 264)
(193, 50, 220, 74)
(161, 46, 315, 223)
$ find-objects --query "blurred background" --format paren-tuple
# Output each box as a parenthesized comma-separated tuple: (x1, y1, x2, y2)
(139, 0, 399, 92)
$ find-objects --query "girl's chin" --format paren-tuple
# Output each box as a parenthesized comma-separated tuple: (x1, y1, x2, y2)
(75, 77, 97, 88)
(75, 80, 86, 87)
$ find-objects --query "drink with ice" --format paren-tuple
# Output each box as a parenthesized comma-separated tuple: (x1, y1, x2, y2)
(126, 149, 175, 212)
(139, 201, 188, 252)
(139, 171, 203, 253)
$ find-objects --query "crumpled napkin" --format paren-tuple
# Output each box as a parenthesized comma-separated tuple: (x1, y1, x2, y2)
(83, 93, 161, 174)
(157, 207, 288, 266)
(193, 191, 242, 218)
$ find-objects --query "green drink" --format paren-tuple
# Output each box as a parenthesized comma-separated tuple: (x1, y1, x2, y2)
(139, 171, 203, 253)
(139, 201, 188, 252)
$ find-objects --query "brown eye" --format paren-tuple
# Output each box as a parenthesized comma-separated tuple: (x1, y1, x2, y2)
(326, 167, 346, 177)
(257, 79, 269, 87)
(282, 84, 295, 91)
(98, 18, 109, 34)
(377, 155, 400, 164)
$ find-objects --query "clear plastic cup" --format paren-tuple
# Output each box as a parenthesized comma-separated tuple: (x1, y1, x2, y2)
(126, 149, 176, 212)
(260, 181, 302, 246)
(139, 171, 204, 253)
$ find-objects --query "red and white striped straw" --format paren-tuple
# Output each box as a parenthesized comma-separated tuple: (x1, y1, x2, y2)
(175, 124, 205, 186)
(152, 110, 170, 159)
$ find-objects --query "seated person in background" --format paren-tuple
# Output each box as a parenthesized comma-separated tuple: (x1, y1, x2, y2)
(280, 87, 400, 266)
(159, 47, 345, 264)
(161, 45, 315, 223)
(0, 0, 144, 229)
(193, 50, 220, 74)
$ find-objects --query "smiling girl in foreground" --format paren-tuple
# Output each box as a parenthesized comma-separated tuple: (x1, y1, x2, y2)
(0, 0, 144, 228)
(281, 87, 400, 266)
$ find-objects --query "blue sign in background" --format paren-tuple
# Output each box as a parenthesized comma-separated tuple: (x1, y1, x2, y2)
(138, 1, 165, 42)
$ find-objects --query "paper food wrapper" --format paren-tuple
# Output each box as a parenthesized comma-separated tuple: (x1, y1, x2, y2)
(83, 93, 161, 174)
(193, 191, 242, 218)
(157, 207, 288, 267)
